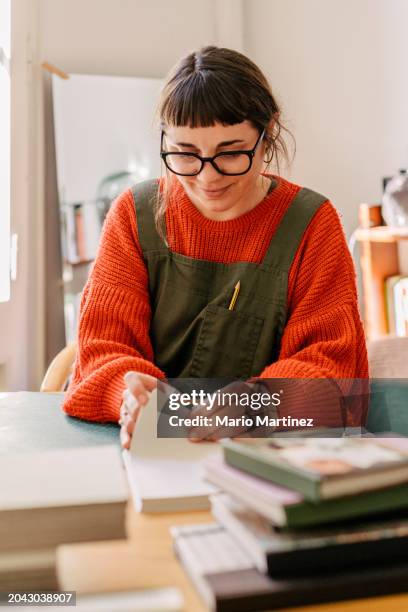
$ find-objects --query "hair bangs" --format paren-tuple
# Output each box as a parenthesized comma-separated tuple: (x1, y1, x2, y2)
(161, 71, 249, 128)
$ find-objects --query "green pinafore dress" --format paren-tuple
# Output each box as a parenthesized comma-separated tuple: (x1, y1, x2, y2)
(131, 179, 326, 381)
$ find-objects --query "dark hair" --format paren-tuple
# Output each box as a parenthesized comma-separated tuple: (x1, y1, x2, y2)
(154, 46, 294, 236)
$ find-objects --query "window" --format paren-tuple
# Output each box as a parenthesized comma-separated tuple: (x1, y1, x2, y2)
(0, 0, 11, 302)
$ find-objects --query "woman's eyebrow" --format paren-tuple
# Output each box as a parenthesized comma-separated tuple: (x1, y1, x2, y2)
(174, 139, 245, 148)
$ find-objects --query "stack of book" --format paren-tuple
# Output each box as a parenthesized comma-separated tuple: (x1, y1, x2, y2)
(172, 436, 408, 611)
(385, 274, 408, 335)
(0, 445, 128, 590)
(62, 201, 103, 264)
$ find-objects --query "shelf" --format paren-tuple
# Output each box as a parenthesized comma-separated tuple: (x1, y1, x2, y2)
(62, 261, 93, 295)
(63, 259, 94, 267)
(356, 212, 408, 340)
(356, 226, 408, 243)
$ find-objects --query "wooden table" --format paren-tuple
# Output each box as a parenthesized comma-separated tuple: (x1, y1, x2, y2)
(56, 504, 408, 612)
(2, 393, 408, 611)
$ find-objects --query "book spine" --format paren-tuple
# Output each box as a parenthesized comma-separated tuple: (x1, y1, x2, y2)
(223, 445, 320, 502)
(394, 278, 408, 337)
(208, 564, 408, 611)
(403, 282, 408, 336)
(74, 205, 87, 262)
(64, 204, 79, 264)
(266, 537, 408, 578)
(384, 275, 401, 334)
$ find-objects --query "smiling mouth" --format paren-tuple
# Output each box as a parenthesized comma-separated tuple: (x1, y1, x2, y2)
(201, 185, 231, 197)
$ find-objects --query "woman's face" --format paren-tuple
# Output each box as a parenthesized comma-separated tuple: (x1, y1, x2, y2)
(162, 121, 267, 220)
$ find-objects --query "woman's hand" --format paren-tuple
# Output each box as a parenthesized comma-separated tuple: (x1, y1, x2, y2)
(187, 380, 259, 442)
(119, 371, 158, 449)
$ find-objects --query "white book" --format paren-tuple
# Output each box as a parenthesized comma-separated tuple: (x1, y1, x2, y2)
(123, 389, 219, 512)
(10, 588, 184, 612)
(394, 277, 408, 336)
(74, 587, 184, 612)
(0, 445, 128, 552)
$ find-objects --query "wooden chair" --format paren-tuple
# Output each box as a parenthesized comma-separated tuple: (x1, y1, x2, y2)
(40, 342, 76, 392)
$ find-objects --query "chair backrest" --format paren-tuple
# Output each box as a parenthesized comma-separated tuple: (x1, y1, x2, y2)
(367, 336, 408, 378)
(367, 336, 408, 435)
(40, 343, 77, 392)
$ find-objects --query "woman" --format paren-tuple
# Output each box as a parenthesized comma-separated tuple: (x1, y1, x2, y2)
(62, 46, 368, 446)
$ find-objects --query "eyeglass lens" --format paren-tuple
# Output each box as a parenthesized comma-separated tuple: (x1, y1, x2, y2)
(164, 152, 252, 176)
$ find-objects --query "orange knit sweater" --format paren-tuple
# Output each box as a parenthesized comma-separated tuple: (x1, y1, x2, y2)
(63, 176, 368, 423)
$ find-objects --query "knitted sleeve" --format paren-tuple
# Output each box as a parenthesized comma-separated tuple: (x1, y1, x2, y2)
(62, 188, 165, 423)
(256, 201, 369, 427)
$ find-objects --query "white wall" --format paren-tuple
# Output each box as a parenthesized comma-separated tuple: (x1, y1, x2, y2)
(1, 0, 243, 390)
(244, 0, 408, 237)
(39, 0, 218, 77)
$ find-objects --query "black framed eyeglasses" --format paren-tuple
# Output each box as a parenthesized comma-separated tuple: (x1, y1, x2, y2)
(160, 129, 266, 177)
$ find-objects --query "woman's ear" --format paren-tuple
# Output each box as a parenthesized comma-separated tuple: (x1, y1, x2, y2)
(266, 114, 279, 141)
(264, 117, 277, 163)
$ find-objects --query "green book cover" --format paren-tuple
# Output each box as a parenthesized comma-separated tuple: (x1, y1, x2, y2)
(205, 454, 408, 529)
(285, 483, 408, 528)
(222, 437, 408, 502)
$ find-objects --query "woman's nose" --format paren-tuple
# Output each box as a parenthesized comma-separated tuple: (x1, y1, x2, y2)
(198, 159, 221, 182)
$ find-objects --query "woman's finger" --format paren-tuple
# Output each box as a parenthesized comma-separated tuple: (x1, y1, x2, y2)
(125, 414, 137, 436)
(122, 388, 140, 418)
(120, 394, 130, 414)
(124, 372, 158, 399)
(124, 374, 146, 399)
(120, 408, 138, 448)
(119, 399, 129, 424)
(120, 425, 130, 450)
(120, 372, 158, 449)
(137, 372, 158, 392)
